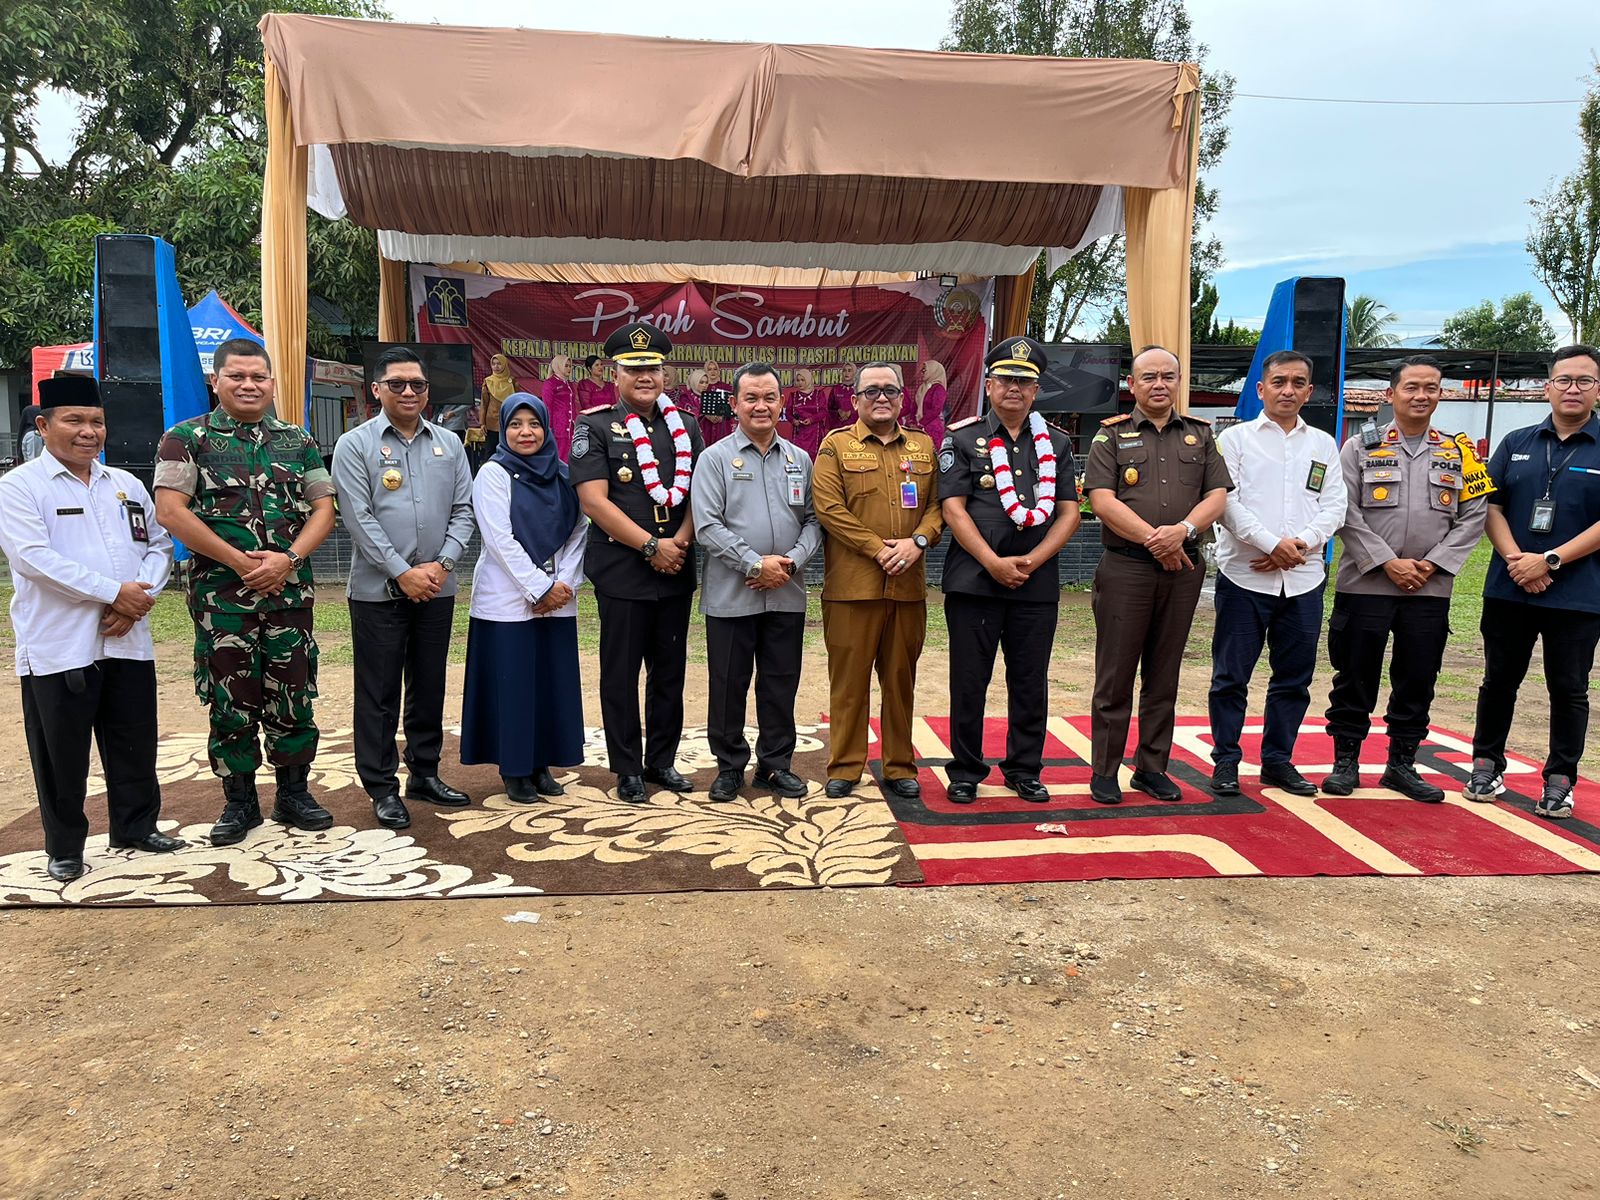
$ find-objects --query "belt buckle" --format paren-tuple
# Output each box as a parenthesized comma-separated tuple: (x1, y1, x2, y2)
(652, 503, 671, 525)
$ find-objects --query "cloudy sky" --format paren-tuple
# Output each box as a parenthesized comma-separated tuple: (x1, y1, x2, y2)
(35, 0, 1598, 339)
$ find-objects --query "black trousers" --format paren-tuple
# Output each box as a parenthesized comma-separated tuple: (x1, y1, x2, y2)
(1208, 574, 1323, 767)
(1324, 591, 1449, 748)
(945, 592, 1058, 783)
(349, 595, 454, 796)
(595, 591, 692, 775)
(1472, 596, 1600, 780)
(20, 659, 160, 858)
(705, 610, 805, 773)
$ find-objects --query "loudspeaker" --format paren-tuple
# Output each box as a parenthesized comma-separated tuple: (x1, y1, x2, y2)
(94, 235, 167, 484)
(1290, 277, 1345, 436)
(98, 380, 168, 482)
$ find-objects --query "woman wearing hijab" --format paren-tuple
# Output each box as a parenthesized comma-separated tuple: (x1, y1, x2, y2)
(909, 359, 949, 449)
(462, 395, 588, 802)
(542, 354, 577, 460)
(480, 354, 517, 458)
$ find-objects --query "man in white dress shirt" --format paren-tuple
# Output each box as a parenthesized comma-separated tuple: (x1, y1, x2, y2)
(1208, 350, 1348, 796)
(0, 375, 183, 882)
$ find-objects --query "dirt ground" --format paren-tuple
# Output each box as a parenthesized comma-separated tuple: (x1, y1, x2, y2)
(1, 587, 1597, 1200)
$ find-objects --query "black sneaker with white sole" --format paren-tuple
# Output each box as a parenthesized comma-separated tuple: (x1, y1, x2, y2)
(1534, 775, 1575, 820)
(1462, 757, 1505, 803)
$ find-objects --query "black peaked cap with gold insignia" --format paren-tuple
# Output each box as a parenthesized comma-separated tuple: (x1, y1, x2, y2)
(984, 335, 1049, 380)
(603, 320, 672, 367)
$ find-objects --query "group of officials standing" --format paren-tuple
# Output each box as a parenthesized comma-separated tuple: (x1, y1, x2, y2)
(5, 326, 1600, 882)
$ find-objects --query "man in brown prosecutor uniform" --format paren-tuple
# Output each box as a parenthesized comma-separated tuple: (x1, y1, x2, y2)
(812, 362, 944, 799)
(1083, 345, 1231, 805)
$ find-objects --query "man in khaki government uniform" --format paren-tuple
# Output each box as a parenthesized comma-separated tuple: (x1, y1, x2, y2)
(1322, 355, 1488, 802)
(1083, 346, 1232, 805)
(812, 362, 944, 799)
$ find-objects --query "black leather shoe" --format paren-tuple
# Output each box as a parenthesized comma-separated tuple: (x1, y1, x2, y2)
(753, 768, 806, 798)
(503, 775, 541, 804)
(1088, 772, 1123, 805)
(824, 778, 856, 799)
(1322, 739, 1362, 795)
(1260, 761, 1318, 797)
(1380, 755, 1444, 803)
(109, 831, 186, 852)
(47, 856, 85, 882)
(406, 774, 469, 807)
(643, 766, 693, 792)
(709, 770, 743, 802)
(947, 781, 978, 804)
(886, 777, 921, 799)
(533, 769, 565, 796)
(1210, 762, 1240, 795)
(617, 775, 646, 802)
(272, 766, 334, 831)
(211, 774, 263, 847)
(1005, 775, 1050, 802)
(372, 792, 411, 829)
(1130, 769, 1183, 802)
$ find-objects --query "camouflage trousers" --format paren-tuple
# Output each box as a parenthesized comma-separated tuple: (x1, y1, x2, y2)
(192, 607, 320, 777)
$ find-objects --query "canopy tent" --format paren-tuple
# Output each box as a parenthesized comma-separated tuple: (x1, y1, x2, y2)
(258, 14, 1203, 422)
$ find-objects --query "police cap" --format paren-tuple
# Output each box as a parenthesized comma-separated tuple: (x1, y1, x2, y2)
(984, 335, 1049, 380)
(603, 321, 672, 367)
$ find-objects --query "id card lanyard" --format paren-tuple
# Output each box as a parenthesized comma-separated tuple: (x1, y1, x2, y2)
(899, 458, 918, 508)
(1531, 435, 1584, 533)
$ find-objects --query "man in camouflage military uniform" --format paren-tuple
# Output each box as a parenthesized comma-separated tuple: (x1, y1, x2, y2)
(154, 339, 338, 845)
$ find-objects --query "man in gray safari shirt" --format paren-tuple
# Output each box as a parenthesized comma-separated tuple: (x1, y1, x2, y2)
(691, 362, 823, 803)
(332, 346, 476, 830)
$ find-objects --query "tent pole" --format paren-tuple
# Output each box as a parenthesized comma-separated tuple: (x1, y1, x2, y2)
(1484, 349, 1500, 450)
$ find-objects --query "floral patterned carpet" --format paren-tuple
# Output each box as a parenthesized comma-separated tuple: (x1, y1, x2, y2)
(0, 724, 922, 906)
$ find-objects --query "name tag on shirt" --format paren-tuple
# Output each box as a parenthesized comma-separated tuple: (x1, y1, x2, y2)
(125, 500, 149, 543)
(732, 471, 754, 481)
(788, 476, 805, 505)
(900, 480, 919, 508)
(1306, 461, 1327, 493)
(56, 507, 84, 516)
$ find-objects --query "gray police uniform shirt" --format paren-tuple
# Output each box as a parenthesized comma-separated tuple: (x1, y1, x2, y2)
(331, 412, 476, 601)
(1333, 421, 1486, 599)
(568, 399, 706, 602)
(690, 430, 822, 618)
(938, 411, 1076, 602)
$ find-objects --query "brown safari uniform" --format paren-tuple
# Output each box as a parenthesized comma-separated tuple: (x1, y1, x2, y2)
(1083, 408, 1232, 776)
(812, 420, 944, 783)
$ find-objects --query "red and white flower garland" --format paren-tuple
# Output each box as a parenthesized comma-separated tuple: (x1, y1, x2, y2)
(989, 413, 1057, 528)
(626, 396, 694, 508)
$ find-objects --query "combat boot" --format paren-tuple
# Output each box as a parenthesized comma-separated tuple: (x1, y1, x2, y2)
(210, 774, 263, 846)
(1380, 744, 1444, 803)
(1321, 739, 1362, 796)
(271, 764, 334, 830)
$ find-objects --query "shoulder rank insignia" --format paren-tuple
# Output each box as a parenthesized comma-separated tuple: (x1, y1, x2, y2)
(1101, 414, 1131, 427)
(947, 416, 980, 431)
(581, 403, 612, 415)
(1186, 414, 1213, 426)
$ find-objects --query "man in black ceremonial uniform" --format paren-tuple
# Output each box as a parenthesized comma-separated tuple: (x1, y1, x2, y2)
(570, 322, 706, 801)
(939, 336, 1081, 804)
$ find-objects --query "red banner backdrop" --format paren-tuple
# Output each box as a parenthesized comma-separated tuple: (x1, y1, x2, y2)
(409, 269, 993, 443)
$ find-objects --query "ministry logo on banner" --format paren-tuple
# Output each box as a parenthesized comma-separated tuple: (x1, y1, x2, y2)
(424, 277, 469, 328)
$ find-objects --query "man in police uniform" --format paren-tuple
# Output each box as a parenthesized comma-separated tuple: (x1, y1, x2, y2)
(939, 336, 1080, 804)
(1323, 355, 1487, 801)
(155, 339, 337, 844)
(813, 362, 944, 799)
(1464, 344, 1600, 819)
(570, 321, 706, 801)
(1083, 346, 1232, 805)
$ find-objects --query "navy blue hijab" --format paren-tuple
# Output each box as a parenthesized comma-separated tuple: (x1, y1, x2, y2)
(490, 394, 580, 566)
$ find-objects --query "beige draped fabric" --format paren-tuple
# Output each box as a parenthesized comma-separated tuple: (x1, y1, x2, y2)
(377, 253, 409, 342)
(1125, 70, 1202, 411)
(993, 264, 1040, 340)
(262, 58, 308, 425)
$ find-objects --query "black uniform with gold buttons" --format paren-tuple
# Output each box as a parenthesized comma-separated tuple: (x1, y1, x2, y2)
(567, 322, 705, 780)
(939, 336, 1079, 793)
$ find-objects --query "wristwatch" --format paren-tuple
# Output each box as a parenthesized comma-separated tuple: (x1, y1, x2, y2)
(284, 549, 304, 570)
(439, 556, 456, 574)
(746, 561, 764, 581)
(1180, 520, 1198, 540)
(1545, 550, 1563, 570)
(640, 536, 660, 559)
(912, 534, 930, 550)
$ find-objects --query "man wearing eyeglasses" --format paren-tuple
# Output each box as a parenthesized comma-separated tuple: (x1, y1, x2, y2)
(1464, 344, 1600, 820)
(938, 336, 1080, 805)
(155, 339, 337, 846)
(331, 346, 476, 829)
(812, 362, 943, 799)
(1083, 346, 1231, 805)
(1322, 355, 1487, 802)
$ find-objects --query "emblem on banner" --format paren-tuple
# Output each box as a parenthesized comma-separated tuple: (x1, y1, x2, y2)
(932, 286, 981, 336)
(423, 276, 469, 329)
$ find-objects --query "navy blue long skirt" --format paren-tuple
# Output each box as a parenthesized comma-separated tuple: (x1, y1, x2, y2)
(460, 617, 585, 776)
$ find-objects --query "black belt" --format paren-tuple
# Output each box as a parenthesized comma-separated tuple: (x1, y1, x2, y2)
(1105, 541, 1200, 565)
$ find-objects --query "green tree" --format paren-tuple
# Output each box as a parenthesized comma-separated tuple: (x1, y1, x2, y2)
(1438, 292, 1557, 351)
(1527, 64, 1600, 343)
(1346, 293, 1399, 348)
(1097, 304, 1130, 343)
(942, 0, 1234, 341)
(0, 0, 384, 368)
